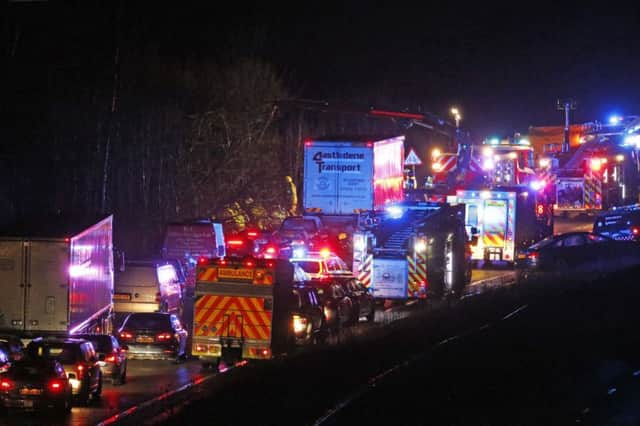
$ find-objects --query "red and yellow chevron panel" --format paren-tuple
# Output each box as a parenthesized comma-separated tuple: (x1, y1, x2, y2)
(407, 253, 427, 298)
(358, 254, 372, 288)
(194, 295, 272, 341)
(584, 172, 602, 210)
(482, 232, 505, 248)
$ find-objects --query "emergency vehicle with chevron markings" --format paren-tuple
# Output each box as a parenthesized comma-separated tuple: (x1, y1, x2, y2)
(454, 187, 553, 265)
(352, 201, 472, 301)
(191, 257, 326, 369)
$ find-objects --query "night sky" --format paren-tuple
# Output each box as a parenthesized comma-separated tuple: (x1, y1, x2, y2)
(7, 2, 640, 140)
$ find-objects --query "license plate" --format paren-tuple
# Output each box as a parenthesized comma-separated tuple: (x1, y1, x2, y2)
(114, 293, 131, 301)
(136, 336, 154, 343)
(218, 267, 254, 280)
(20, 399, 34, 407)
(20, 388, 41, 396)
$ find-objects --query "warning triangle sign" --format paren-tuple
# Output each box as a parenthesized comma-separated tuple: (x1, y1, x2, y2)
(404, 148, 422, 166)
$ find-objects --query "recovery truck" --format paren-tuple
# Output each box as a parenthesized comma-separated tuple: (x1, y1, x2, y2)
(352, 201, 472, 301)
(191, 257, 317, 369)
(0, 215, 115, 341)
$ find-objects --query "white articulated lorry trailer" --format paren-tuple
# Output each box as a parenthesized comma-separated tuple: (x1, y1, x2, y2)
(0, 215, 114, 340)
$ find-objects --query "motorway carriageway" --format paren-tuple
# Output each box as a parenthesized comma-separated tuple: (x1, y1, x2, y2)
(0, 268, 514, 426)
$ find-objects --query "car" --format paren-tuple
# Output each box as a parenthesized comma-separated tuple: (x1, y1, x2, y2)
(0, 358, 72, 414)
(73, 333, 128, 385)
(116, 312, 188, 361)
(289, 250, 354, 281)
(289, 284, 328, 346)
(335, 277, 375, 324)
(593, 203, 640, 241)
(25, 337, 102, 406)
(306, 279, 354, 331)
(515, 231, 640, 283)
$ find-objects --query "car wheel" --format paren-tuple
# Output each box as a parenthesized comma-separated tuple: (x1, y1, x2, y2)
(366, 306, 375, 323)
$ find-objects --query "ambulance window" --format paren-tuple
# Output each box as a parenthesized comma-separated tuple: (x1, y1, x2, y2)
(467, 205, 478, 227)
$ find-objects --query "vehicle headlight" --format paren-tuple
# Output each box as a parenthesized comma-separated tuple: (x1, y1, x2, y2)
(292, 315, 308, 334)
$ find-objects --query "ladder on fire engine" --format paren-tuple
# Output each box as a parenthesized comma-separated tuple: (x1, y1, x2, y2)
(379, 209, 432, 251)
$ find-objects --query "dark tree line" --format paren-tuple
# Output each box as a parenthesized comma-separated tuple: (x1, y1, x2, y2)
(2, 2, 450, 258)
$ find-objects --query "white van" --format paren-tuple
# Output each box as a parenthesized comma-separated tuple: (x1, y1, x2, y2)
(113, 260, 183, 316)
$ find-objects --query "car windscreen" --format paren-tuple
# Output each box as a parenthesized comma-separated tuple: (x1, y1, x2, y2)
(45, 345, 79, 364)
(528, 235, 557, 250)
(10, 361, 55, 379)
(76, 336, 111, 353)
(124, 314, 171, 330)
(291, 261, 321, 274)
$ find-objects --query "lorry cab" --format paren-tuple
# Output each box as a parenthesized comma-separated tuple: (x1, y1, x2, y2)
(113, 260, 183, 316)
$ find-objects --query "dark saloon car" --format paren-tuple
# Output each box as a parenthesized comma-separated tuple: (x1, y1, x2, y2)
(0, 358, 72, 414)
(74, 333, 128, 385)
(515, 231, 640, 283)
(307, 279, 354, 331)
(117, 312, 188, 361)
(593, 203, 640, 242)
(25, 337, 102, 406)
(336, 277, 375, 324)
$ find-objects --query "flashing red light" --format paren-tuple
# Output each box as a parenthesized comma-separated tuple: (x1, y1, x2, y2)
(633, 227, 639, 235)
(218, 259, 227, 265)
(198, 256, 208, 264)
(246, 231, 259, 238)
(366, 141, 373, 147)
(245, 260, 254, 267)
(266, 261, 274, 268)
(227, 240, 244, 246)
(319, 248, 331, 258)
(589, 158, 602, 172)
(304, 139, 313, 147)
(48, 380, 64, 392)
(0, 379, 12, 391)
(265, 246, 277, 254)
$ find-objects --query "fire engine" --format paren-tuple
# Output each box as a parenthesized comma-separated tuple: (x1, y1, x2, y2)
(536, 118, 640, 213)
(352, 200, 472, 301)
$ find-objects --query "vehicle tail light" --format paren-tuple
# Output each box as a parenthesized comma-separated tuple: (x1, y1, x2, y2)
(48, 379, 64, 393)
(632, 227, 639, 236)
(0, 379, 12, 391)
(527, 252, 539, 260)
(105, 354, 116, 363)
(119, 331, 133, 340)
(76, 364, 85, 379)
(292, 315, 308, 334)
(247, 231, 259, 239)
(157, 332, 173, 341)
(227, 239, 244, 246)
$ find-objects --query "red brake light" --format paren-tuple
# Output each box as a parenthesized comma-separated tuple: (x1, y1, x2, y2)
(527, 252, 539, 259)
(227, 240, 244, 246)
(245, 260, 254, 267)
(105, 355, 116, 363)
(157, 332, 173, 341)
(633, 227, 639, 235)
(48, 380, 64, 392)
(120, 331, 133, 340)
(265, 246, 276, 254)
(0, 379, 12, 391)
(247, 231, 258, 238)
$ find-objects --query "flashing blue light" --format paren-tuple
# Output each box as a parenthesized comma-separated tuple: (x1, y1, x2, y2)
(530, 180, 545, 191)
(292, 247, 306, 259)
(609, 115, 621, 125)
(386, 205, 404, 219)
(489, 138, 499, 145)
